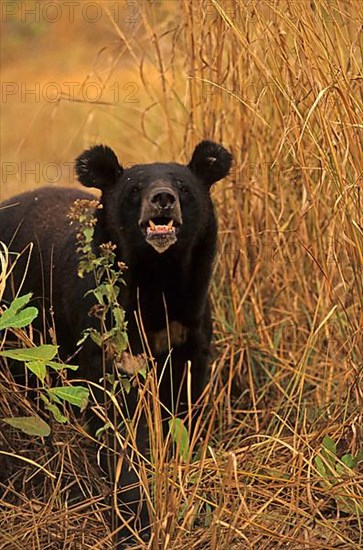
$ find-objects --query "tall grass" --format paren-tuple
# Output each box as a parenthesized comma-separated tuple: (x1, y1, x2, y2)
(1, 1, 362, 548)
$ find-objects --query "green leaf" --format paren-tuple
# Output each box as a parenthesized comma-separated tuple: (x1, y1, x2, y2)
(355, 449, 363, 464)
(3, 415, 51, 436)
(40, 395, 68, 424)
(138, 367, 147, 380)
(95, 422, 111, 438)
(90, 283, 119, 306)
(168, 418, 189, 461)
(5, 293, 33, 312)
(322, 436, 337, 455)
(47, 386, 89, 411)
(0, 296, 38, 329)
(321, 436, 337, 468)
(0, 344, 58, 363)
(341, 453, 356, 469)
(113, 306, 125, 327)
(120, 377, 131, 394)
(83, 227, 94, 243)
(104, 373, 115, 384)
(10, 307, 38, 328)
(77, 329, 91, 346)
(25, 360, 47, 384)
(48, 391, 62, 405)
(47, 360, 79, 372)
(90, 331, 103, 347)
(93, 284, 107, 305)
(111, 332, 128, 355)
(315, 456, 327, 478)
(104, 283, 117, 300)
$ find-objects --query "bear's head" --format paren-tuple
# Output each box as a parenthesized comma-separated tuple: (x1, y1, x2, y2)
(75, 141, 232, 254)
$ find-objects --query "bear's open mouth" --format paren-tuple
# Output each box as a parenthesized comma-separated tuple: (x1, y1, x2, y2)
(142, 216, 180, 253)
(146, 217, 176, 237)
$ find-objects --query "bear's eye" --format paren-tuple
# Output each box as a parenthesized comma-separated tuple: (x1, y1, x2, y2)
(130, 185, 140, 194)
(177, 181, 190, 195)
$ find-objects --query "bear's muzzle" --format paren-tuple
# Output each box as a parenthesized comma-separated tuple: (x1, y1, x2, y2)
(138, 179, 183, 253)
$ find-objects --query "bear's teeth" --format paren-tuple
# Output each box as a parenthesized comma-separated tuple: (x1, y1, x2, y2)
(148, 219, 174, 233)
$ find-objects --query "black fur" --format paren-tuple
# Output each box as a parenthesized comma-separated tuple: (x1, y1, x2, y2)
(75, 144, 122, 188)
(0, 140, 232, 546)
(188, 140, 233, 187)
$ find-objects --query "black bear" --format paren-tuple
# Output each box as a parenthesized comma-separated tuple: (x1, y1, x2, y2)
(0, 140, 232, 546)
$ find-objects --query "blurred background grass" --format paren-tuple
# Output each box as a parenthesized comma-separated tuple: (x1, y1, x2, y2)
(1, 1, 363, 548)
(1, 0, 192, 198)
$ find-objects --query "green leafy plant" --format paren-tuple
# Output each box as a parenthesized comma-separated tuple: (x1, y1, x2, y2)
(68, 199, 143, 440)
(314, 436, 363, 515)
(168, 417, 190, 461)
(68, 199, 128, 362)
(0, 293, 37, 330)
(0, 292, 89, 434)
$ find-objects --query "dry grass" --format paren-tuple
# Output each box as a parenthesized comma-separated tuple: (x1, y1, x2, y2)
(1, 0, 363, 548)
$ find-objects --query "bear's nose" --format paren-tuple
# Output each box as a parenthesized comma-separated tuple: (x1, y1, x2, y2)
(149, 188, 177, 210)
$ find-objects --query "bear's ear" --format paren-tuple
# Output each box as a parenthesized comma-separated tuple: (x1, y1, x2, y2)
(188, 140, 233, 187)
(75, 145, 123, 189)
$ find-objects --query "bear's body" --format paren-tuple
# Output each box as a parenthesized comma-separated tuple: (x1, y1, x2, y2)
(0, 141, 232, 546)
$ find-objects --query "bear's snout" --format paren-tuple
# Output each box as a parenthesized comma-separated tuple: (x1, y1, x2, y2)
(138, 180, 183, 253)
(149, 187, 177, 211)
(143, 180, 180, 215)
